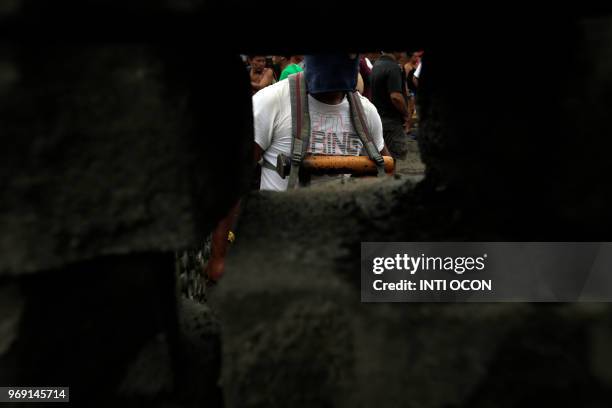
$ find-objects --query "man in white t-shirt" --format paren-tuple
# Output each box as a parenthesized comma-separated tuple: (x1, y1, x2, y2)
(204, 54, 390, 281)
(254, 54, 389, 191)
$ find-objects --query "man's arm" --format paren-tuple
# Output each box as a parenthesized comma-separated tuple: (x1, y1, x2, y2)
(204, 142, 264, 282)
(204, 200, 240, 281)
(356, 72, 364, 94)
(363, 97, 395, 169)
(254, 142, 264, 162)
(386, 67, 411, 130)
(390, 91, 411, 130)
(204, 83, 277, 282)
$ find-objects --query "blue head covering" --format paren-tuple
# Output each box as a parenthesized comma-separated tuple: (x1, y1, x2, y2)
(303, 54, 360, 94)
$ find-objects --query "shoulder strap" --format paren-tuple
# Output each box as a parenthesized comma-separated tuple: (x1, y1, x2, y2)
(261, 159, 276, 171)
(347, 91, 386, 177)
(287, 72, 311, 189)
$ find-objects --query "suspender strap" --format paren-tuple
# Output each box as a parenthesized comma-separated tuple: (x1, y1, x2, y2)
(347, 91, 386, 177)
(285, 75, 384, 186)
(287, 71, 311, 189)
(261, 160, 276, 171)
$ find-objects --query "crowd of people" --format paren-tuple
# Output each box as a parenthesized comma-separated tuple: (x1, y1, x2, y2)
(243, 51, 424, 159)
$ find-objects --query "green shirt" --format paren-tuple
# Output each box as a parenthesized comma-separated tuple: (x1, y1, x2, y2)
(279, 63, 303, 81)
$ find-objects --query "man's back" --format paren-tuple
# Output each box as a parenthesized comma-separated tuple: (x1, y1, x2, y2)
(371, 55, 404, 122)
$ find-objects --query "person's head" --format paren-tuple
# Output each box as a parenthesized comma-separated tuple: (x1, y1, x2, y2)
(290, 55, 303, 65)
(248, 55, 267, 73)
(272, 55, 286, 65)
(272, 55, 303, 66)
(303, 54, 360, 94)
(408, 51, 420, 65)
(365, 52, 381, 62)
(415, 50, 424, 64)
(396, 52, 409, 65)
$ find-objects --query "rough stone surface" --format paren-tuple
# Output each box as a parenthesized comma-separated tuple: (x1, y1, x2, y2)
(227, 300, 354, 408)
(0, 253, 178, 405)
(211, 179, 612, 407)
(175, 297, 223, 406)
(0, 45, 253, 276)
(1, 7, 252, 405)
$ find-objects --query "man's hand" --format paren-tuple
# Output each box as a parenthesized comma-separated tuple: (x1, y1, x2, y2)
(202, 201, 241, 282)
(390, 92, 411, 126)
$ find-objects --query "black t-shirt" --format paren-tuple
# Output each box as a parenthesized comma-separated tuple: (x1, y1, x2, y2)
(400, 65, 409, 100)
(370, 55, 405, 122)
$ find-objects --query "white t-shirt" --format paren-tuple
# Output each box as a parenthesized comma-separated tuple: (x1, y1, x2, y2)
(414, 62, 422, 79)
(253, 79, 385, 191)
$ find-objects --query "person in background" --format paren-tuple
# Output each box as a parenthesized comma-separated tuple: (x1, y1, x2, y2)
(370, 51, 411, 159)
(240, 54, 249, 69)
(356, 72, 365, 94)
(412, 50, 424, 88)
(404, 51, 420, 94)
(364, 52, 380, 68)
(359, 55, 373, 100)
(413, 59, 422, 88)
(273, 55, 304, 81)
(396, 51, 410, 103)
(402, 51, 420, 133)
(249, 55, 276, 94)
